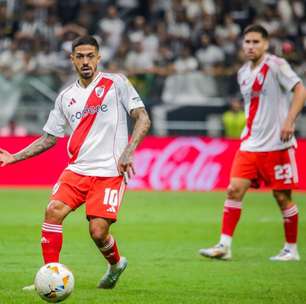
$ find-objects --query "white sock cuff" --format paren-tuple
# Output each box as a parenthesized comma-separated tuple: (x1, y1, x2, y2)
(42, 223, 63, 233)
(220, 234, 232, 247)
(282, 205, 298, 218)
(224, 199, 242, 209)
(285, 242, 297, 251)
(100, 235, 115, 252)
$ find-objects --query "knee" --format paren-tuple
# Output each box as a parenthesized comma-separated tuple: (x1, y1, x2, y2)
(45, 201, 66, 224)
(273, 191, 291, 208)
(226, 184, 241, 200)
(89, 223, 108, 242)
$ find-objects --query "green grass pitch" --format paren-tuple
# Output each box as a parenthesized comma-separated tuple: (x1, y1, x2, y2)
(0, 189, 305, 304)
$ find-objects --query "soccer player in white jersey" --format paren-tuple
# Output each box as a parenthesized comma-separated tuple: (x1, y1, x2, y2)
(0, 36, 151, 288)
(199, 24, 306, 261)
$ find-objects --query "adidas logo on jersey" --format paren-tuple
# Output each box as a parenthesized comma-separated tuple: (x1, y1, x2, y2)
(68, 98, 77, 107)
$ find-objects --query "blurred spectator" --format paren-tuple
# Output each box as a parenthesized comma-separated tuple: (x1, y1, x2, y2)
(0, 0, 306, 135)
(98, 5, 124, 57)
(142, 24, 159, 60)
(167, 5, 191, 41)
(56, 0, 80, 25)
(172, 45, 198, 73)
(16, 6, 40, 36)
(0, 119, 27, 136)
(196, 34, 225, 73)
(125, 40, 154, 73)
(0, 39, 27, 78)
(222, 98, 245, 139)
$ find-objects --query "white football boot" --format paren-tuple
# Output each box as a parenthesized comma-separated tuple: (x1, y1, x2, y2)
(22, 284, 35, 291)
(199, 243, 232, 260)
(270, 248, 300, 261)
(98, 257, 128, 289)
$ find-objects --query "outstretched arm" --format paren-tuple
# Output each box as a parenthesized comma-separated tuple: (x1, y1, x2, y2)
(281, 82, 306, 142)
(117, 108, 151, 180)
(0, 132, 57, 167)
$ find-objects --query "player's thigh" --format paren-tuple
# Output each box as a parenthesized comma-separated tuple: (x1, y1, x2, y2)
(85, 176, 126, 221)
(51, 170, 89, 210)
(230, 150, 258, 181)
(45, 200, 73, 223)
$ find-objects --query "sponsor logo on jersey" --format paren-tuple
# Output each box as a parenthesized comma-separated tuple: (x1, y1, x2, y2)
(243, 88, 267, 99)
(70, 104, 108, 122)
(95, 86, 105, 98)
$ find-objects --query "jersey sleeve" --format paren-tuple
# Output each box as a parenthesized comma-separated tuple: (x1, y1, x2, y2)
(117, 74, 145, 114)
(43, 94, 67, 137)
(276, 58, 301, 92)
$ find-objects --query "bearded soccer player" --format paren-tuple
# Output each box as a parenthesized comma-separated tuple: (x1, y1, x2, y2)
(0, 36, 151, 288)
(199, 24, 306, 261)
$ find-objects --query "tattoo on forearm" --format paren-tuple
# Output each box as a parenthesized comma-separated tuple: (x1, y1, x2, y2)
(13, 133, 57, 162)
(127, 108, 151, 152)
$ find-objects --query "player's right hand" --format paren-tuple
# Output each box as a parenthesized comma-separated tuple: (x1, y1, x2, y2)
(0, 148, 16, 167)
(280, 119, 295, 142)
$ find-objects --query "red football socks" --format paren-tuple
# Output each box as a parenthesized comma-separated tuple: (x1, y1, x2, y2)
(221, 199, 242, 237)
(41, 223, 63, 264)
(282, 204, 298, 244)
(100, 235, 120, 265)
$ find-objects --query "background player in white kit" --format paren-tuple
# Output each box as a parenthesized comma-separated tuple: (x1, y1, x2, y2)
(199, 25, 306, 261)
(0, 36, 151, 288)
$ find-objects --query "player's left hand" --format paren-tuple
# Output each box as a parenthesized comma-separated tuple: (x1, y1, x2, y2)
(117, 149, 136, 183)
(280, 119, 295, 142)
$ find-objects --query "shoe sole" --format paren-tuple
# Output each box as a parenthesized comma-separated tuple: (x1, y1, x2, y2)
(22, 285, 35, 291)
(199, 250, 231, 261)
(270, 257, 300, 261)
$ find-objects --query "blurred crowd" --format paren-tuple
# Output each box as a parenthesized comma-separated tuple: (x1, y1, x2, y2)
(0, 0, 306, 136)
(1, 0, 306, 82)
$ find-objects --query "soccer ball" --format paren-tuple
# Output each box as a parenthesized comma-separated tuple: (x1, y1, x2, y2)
(34, 263, 75, 303)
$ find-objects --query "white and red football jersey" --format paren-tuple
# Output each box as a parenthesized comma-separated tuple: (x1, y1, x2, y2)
(43, 72, 145, 176)
(238, 53, 301, 151)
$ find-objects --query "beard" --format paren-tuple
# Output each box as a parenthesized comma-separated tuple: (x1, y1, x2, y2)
(77, 66, 96, 80)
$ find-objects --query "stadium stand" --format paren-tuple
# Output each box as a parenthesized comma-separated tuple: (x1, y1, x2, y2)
(0, 0, 305, 136)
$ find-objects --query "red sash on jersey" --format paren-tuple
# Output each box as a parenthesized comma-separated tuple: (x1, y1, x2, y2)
(241, 63, 270, 142)
(68, 77, 113, 163)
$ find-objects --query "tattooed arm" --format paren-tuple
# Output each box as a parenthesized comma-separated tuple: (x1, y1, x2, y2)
(117, 108, 151, 179)
(0, 132, 57, 167)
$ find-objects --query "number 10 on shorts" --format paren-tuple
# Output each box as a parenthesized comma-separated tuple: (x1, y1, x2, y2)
(103, 188, 119, 213)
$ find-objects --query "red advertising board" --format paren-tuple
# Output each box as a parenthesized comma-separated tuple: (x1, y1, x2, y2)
(0, 136, 305, 190)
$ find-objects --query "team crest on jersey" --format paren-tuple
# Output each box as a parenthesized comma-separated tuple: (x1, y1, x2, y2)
(95, 86, 105, 98)
(256, 73, 264, 85)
